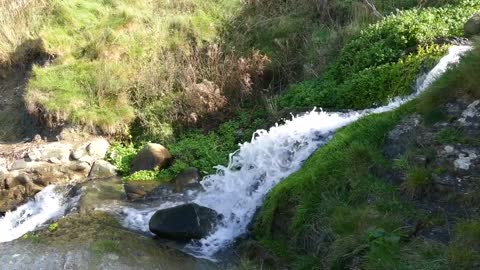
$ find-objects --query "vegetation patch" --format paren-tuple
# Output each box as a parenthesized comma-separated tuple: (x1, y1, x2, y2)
(280, 1, 480, 109)
(253, 41, 480, 269)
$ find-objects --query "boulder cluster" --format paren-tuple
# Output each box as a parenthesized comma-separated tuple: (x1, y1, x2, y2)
(0, 138, 116, 213)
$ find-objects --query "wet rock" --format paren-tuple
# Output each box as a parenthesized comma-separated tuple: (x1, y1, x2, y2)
(131, 143, 172, 173)
(10, 159, 28, 171)
(458, 100, 480, 126)
(464, 12, 480, 38)
(123, 181, 160, 201)
(0, 185, 26, 212)
(384, 115, 422, 159)
(149, 203, 219, 240)
(86, 138, 110, 159)
(174, 167, 202, 192)
(145, 184, 176, 200)
(89, 160, 116, 179)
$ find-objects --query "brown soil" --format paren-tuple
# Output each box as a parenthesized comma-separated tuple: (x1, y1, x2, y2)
(0, 39, 56, 143)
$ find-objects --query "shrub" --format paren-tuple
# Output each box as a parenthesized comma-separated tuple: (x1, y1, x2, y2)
(107, 142, 138, 176)
(402, 167, 433, 197)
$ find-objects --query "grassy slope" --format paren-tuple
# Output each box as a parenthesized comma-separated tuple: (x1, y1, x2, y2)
(252, 36, 480, 270)
(21, 0, 239, 134)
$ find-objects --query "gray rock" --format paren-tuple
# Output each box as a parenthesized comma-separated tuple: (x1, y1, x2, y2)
(0, 157, 7, 169)
(131, 143, 172, 173)
(174, 167, 202, 192)
(68, 161, 91, 172)
(384, 115, 422, 159)
(89, 160, 116, 179)
(48, 157, 62, 164)
(10, 159, 28, 171)
(149, 203, 219, 240)
(0, 167, 7, 181)
(86, 138, 110, 159)
(465, 12, 480, 38)
(123, 181, 162, 201)
(28, 143, 72, 163)
(71, 149, 85, 160)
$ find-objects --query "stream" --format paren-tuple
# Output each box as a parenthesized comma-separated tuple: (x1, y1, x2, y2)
(0, 45, 471, 268)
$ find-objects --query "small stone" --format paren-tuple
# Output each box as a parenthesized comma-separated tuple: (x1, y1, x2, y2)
(48, 157, 62, 164)
(444, 145, 454, 153)
(454, 151, 477, 170)
(9, 159, 27, 171)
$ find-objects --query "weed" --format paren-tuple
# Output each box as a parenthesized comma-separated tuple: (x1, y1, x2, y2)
(403, 167, 433, 197)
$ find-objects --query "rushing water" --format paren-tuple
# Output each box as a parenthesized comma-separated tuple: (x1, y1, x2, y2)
(0, 46, 471, 259)
(0, 185, 78, 243)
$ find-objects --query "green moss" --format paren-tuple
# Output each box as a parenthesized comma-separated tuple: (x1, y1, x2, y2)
(91, 239, 121, 255)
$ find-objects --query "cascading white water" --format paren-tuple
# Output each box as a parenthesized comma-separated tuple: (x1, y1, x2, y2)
(0, 185, 68, 243)
(0, 46, 470, 257)
(115, 45, 471, 258)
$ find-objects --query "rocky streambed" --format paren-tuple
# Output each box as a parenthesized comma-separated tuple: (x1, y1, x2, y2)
(0, 133, 115, 214)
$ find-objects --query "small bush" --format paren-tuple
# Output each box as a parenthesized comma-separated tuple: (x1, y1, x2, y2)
(107, 142, 138, 176)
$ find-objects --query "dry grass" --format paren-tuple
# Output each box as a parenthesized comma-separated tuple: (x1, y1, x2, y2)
(0, 0, 47, 65)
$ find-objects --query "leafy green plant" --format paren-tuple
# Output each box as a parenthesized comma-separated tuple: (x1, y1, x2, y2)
(123, 170, 159, 181)
(280, 0, 480, 109)
(106, 142, 138, 176)
(48, 222, 58, 232)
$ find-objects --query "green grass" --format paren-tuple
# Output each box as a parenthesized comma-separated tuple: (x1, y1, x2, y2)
(22, 0, 241, 135)
(279, 0, 480, 110)
(402, 167, 433, 197)
(448, 220, 480, 269)
(253, 40, 480, 270)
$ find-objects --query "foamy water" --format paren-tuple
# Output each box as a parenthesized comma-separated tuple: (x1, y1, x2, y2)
(0, 186, 67, 243)
(117, 45, 472, 258)
(0, 46, 470, 257)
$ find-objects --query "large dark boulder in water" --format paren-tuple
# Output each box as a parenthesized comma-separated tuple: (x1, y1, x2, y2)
(149, 203, 218, 240)
(465, 12, 480, 38)
(131, 143, 172, 173)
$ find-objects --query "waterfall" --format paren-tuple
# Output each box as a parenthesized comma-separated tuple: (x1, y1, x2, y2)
(0, 46, 470, 257)
(118, 45, 471, 258)
(0, 186, 68, 243)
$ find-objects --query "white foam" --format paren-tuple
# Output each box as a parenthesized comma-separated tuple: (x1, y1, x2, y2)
(0, 185, 67, 243)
